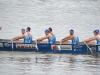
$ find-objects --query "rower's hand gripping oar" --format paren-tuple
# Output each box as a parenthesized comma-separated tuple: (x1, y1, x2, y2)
(84, 42, 93, 54)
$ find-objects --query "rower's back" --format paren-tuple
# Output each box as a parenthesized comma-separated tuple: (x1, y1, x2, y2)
(71, 35, 79, 44)
(48, 27, 56, 44)
(69, 29, 79, 44)
(23, 27, 33, 43)
(96, 35, 100, 45)
(95, 30, 100, 45)
(75, 35, 79, 44)
(51, 35, 56, 44)
(23, 33, 32, 43)
(48, 33, 56, 44)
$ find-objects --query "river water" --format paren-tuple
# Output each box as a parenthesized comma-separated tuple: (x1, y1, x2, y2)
(0, 0, 100, 75)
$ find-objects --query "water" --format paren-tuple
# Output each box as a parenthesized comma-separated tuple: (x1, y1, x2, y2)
(0, 0, 100, 75)
(0, 52, 100, 75)
(0, 0, 100, 41)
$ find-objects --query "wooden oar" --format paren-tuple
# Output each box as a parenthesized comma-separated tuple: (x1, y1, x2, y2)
(84, 42, 93, 54)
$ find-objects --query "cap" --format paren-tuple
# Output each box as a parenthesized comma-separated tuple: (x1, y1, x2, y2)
(45, 29, 50, 33)
(94, 30, 99, 34)
(22, 28, 25, 31)
(70, 29, 74, 32)
(96, 29, 99, 33)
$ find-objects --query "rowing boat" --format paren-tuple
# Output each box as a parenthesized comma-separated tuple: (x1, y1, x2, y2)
(0, 39, 100, 54)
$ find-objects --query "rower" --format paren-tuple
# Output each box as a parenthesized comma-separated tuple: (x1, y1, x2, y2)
(83, 30, 100, 45)
(12, 27, 32, 43)
(48, 27, 56, 44)
(37, 29, 53, 44)
(12, 28, 26, 42)
(23, 27, 32, 43)
(61, 29, 79, 44)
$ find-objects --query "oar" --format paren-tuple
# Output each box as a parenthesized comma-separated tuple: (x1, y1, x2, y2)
(11, 40, 13, 50)
(57, 41, 61, 50)
(84, 42, 93, 54)
(35, 40, 38, 50)
(60, 41, 61, 50)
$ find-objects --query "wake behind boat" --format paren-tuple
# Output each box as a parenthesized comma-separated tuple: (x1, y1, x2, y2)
(0, 39, 100, 54)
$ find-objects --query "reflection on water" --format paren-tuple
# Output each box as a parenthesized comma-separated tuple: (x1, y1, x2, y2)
(0, 52, 100, 75)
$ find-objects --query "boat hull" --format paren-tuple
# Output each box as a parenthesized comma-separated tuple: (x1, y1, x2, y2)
(0, 42, 100, 54)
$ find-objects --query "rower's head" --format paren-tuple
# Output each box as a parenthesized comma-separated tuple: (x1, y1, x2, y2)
(94, 30, 99, 36)
(45, 29, 50, 35)
(96, 29, 100, 35)
(48, 27, 52, 32)
(70, 29, 74, 35)
(26, 27, 31, 32)
(21, 28, 25, 34)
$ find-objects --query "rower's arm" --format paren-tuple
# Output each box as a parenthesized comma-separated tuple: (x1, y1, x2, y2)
(37, 35, 49, 41)
(61, 36, 70, 42)
(12, 36, 19, 41)
(83, 36, 96, 42)
(88, 37, 97, 42)
(12, 35, 25, 41)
